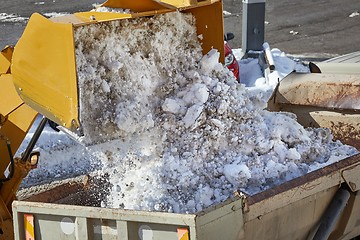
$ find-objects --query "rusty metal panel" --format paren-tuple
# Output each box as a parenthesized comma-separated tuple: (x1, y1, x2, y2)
(273, 73, 360, 110)
(342, 164, 360, 192)
(244, 187, 337, 240)
(308, 110, 360, 151)
(240, 154, 360, 240)
(244, 154, 360, 220)
(268, 74, 360, 150)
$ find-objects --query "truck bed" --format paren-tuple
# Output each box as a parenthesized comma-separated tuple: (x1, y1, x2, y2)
(12, 152, 360, 240)
(13, 59, 360, 239)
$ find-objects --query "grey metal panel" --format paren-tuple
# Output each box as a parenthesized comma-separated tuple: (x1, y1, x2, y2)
(117, 221, 129, 239)
(242, 2, 265, 55)
(13, 201, 196, 225)
(13, 212, 23, 240)
(35, 214, 77, 240)
(12, 198, 247, 240)
(13, 201, 198, 240)
(75, 217, 89, 240)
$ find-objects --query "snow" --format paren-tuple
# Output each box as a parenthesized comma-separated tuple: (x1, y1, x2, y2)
(43, 12, 69, 18)
(349, 11, 359, 18)
(223, 164, 251, 187)
(19, 121, 100, 187)
(0, 13, 28, 23)
(0, 12, 71, 23)
(17, 11, 358, 214)
(223, 11, 232, 17)
(289, 30, 299, 35)
(235, 47, 309, 104)
(92, 7, 131, 14)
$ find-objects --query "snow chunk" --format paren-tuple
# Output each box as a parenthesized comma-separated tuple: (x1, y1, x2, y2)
(162, 98, 182, 114)
(349, 11, 359, 17)
(224, 164, 251, 188)
(200, 49, 224, 75)
(182, 104, 204, 128)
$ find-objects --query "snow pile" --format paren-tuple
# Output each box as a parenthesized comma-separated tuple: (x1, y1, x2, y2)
(72, 11, 358, 213)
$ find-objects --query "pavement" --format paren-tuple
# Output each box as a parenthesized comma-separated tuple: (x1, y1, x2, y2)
(1, 0, 360, 59)
(223, 0, 360, 58)
(0, 0, 97, 49)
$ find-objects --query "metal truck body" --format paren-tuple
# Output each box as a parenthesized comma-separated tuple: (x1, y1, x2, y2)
(11, 150, 360, 240)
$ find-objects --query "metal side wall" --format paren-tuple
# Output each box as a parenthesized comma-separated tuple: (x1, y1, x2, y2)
(12, 196, 246, 240)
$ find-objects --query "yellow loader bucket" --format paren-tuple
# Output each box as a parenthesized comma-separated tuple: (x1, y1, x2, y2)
(11, 0, 224, 133)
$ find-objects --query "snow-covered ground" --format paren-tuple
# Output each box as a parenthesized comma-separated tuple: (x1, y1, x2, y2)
(17, 11, 358, 214)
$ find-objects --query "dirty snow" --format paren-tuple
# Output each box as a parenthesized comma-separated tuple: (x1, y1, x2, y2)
(18, 11, 358, 214)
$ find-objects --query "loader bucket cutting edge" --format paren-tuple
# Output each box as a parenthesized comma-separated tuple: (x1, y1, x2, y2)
(11, 0, 224, 137)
